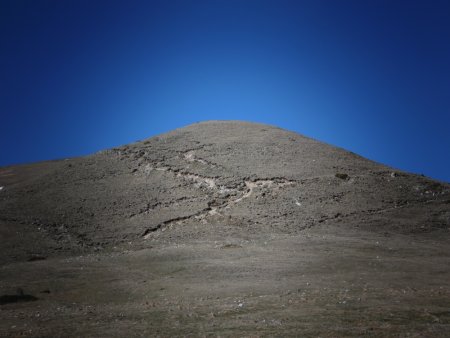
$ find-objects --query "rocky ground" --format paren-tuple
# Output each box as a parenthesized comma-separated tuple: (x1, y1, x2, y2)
(1, 121, 449, 336)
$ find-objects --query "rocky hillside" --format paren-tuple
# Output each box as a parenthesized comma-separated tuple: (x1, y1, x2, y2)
(1, 121, 449, 263)
(1, 121, 450, 337)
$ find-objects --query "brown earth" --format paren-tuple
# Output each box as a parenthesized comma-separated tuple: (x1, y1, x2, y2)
(1, 121, 449, 337)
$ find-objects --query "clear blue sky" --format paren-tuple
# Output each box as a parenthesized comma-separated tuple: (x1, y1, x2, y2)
(1, 0, 449, 182)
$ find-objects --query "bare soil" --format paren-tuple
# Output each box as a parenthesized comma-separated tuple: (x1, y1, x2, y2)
(1, 121, 449, 337)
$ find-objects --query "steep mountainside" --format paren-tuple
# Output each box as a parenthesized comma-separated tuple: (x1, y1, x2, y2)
(1, 121, 448, 261)
(1, 121, 449, 336)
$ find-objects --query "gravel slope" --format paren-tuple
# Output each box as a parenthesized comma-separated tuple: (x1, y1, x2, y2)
(1, 121, 449, 336)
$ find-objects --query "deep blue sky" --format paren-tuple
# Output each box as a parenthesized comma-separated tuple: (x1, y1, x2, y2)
(1, 0, 449, 182)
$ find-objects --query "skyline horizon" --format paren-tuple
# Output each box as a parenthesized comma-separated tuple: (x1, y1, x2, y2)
(1, 0, 449, 183)
(2, 118, 448, 184)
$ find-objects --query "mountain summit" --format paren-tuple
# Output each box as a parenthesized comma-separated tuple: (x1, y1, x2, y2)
(1, 121, 449, 336)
